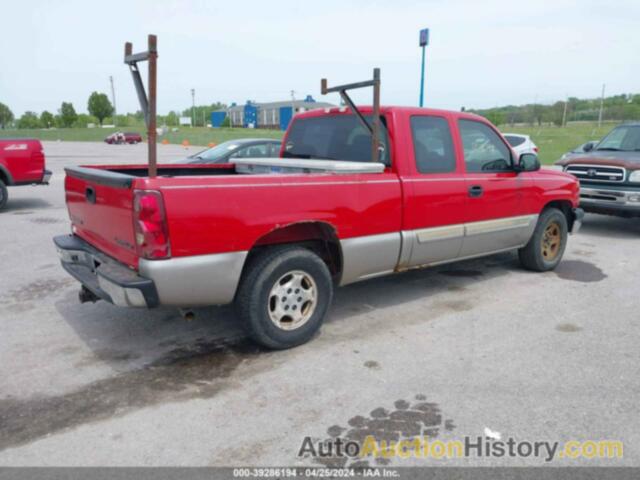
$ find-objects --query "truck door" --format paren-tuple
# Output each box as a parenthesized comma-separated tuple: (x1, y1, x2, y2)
(401, 114, 467, 268)
(457, 119, 535, 258)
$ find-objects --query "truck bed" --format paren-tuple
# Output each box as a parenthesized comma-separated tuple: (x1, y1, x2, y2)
(63, 159, 396, 269)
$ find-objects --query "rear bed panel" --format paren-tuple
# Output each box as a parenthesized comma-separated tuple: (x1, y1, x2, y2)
(146, 172, 402, 257)
(65, 171, 139, 268)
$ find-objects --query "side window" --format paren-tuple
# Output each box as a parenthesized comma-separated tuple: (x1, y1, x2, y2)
(229, 146, 249, 159)
(269, 143, 281, 157)
(230, 144, 269, 159)
(246, 144, 269, 157)
(459, 120, 512, 173)
(411, 116, 456, 173)
(504, 135, 525, 147)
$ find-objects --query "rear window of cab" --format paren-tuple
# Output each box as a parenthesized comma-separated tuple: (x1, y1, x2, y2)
(283, 115, 391, 166)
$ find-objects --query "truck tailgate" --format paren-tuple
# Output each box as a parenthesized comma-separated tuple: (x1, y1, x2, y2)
(65, 166, 139, 268)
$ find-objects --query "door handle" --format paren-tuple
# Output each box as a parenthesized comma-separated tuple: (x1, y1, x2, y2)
(468, 185, 483, 198)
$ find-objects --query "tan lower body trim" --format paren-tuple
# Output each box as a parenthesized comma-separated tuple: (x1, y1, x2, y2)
(340, 214, 539, 283)
(464, 214, 538, 236)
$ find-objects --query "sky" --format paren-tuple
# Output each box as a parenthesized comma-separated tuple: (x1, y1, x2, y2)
(1, 0, 639, 117)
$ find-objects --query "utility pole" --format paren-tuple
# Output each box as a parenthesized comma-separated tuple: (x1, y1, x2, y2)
(562, 94, 568, 127)
(109, 75, 117, 126)
(191, 88, 195, 127)
(598, 83, 605, 128)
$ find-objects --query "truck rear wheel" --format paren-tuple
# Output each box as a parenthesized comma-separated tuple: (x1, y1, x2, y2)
(518, 208, 568, 272)
(0, 179, 8, 210)
(235, 246, 333, 349)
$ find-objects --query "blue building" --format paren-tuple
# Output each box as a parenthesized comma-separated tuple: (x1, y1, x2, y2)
(211, 96, 334, 130)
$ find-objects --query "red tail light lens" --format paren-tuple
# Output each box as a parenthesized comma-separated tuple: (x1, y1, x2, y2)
(133, 190, 171, 259)
(534, 147, 539, 153)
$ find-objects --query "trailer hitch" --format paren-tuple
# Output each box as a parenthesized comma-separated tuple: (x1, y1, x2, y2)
(321, 68, 382, 163)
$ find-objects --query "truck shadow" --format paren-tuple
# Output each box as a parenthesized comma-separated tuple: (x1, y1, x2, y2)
(326, 251, 520, 331)
(579, 213, 640, 239)
(54, 295, 245, 371)
(54, 251, 521, 373)
(2, 197, 52, 213)
(0, 246, 588, 452)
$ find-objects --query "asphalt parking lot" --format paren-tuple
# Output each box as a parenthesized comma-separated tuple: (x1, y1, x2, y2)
(0, 141, 639, 467)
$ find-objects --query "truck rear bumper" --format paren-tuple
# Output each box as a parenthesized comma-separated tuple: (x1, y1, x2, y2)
(54, 235, 248, 308)
(42, 169, 52, 184)
(54, 235, 159, 308)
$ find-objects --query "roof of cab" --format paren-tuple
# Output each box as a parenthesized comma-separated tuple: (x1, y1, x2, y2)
(295, 105, 487, 122)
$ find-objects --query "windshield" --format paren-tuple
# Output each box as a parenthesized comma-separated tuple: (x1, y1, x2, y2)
(173, 140, 242, 164)
(282, 114, 390, 165)
(595, 125, 640, 152)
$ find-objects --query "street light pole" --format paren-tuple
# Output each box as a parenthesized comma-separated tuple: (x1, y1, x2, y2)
(419, 28, 429, 107)
(419, 45, 426, 107)
(598, 83, 606, 128)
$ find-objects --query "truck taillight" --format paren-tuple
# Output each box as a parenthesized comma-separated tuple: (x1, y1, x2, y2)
(133, 190, 170, 259)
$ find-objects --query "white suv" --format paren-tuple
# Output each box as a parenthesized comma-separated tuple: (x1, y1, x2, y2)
(503, 133, 539, 156)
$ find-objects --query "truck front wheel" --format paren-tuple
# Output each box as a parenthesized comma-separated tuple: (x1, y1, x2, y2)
(236, 246, 333, 349)
(0, 179, 8, 210)
(518, 208, 568, 272)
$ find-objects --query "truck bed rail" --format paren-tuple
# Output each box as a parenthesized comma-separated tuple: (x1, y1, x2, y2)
(64, 166, 134, 188)
(234, 158, 385, 174)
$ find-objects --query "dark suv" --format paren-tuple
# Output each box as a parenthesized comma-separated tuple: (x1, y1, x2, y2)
(555, 123, 640, 218)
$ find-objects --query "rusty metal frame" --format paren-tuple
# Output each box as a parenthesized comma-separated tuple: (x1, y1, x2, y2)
(124, 35, 158, 177)
(321, 68, 381, 163)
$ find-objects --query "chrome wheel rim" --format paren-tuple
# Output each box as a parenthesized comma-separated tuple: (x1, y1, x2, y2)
(542, 221, 561, 261)
(268, 270, 317, 331)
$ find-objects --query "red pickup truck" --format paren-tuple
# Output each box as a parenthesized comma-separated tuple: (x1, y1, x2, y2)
(54, 107, 583, 348)
(105, 132, 143, 145)
(0, 139, 52, 210)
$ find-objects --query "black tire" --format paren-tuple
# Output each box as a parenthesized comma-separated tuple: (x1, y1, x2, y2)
(235, 246, 333, 349)
(0, 179, 8, 211)
(518, 208, 568, 272)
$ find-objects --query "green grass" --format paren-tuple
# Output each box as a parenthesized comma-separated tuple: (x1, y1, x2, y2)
(497, 122, 615, 164)
(0, 127, 284, 146)
(0, 121, 617, 165)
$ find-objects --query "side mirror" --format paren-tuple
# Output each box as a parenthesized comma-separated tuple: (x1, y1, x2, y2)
(583, 142, 594, 152)
(516, 153, 541, 172)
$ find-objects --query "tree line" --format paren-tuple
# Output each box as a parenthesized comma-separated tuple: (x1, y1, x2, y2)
(0, 95, 226, 130)
(469, 93, 640, 127)
(0, 92, 114, 130)
(6, 91, 637, 130)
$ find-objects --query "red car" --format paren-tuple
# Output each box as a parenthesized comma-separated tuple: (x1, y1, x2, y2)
(104, 132, 142, 144)
(54, 106, 582, 348)
(0, 139, 51, 210)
